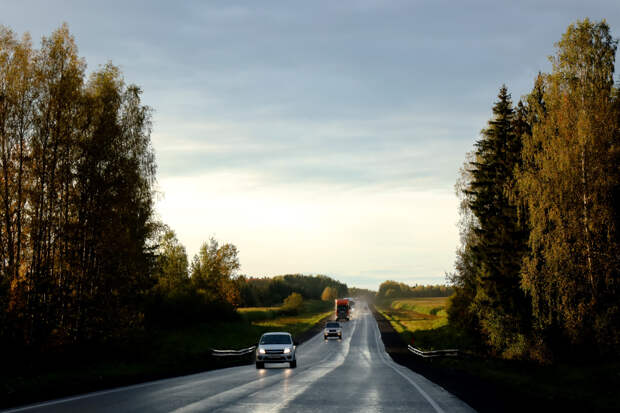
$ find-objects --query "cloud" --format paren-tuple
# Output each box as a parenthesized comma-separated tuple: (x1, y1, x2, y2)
(4, 0, 619, 289)
(151, 107, 483, 195)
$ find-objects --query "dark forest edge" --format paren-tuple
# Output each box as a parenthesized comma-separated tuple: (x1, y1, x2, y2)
(446, 18, 620, 363)
(1, 299, 332, 408)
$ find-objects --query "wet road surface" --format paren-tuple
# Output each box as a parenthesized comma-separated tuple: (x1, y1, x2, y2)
(4, 304, 475, 413)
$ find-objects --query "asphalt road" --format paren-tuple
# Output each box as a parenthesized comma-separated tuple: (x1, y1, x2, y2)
(4, 304, 475, 413)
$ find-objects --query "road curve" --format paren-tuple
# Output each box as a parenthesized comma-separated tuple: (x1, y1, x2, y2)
(4, 304, 475, 413)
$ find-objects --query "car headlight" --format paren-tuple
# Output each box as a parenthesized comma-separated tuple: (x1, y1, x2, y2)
(259, 348, 265, 354)
(283, 348, 291, 354)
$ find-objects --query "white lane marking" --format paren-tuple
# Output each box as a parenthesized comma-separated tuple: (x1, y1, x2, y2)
(2, 374, 189, 413)
(3, 324, 335, 412)
(169, 320, 358, 413)
(272, 319, 358, 413)
(371, 314, 446, 413)
(2, 362, 268, 413)
(3, 324, 351, 413)
(170, 373, 286, 413)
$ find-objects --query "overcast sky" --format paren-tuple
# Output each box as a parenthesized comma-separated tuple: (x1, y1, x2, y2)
(3, 1, 619, 289)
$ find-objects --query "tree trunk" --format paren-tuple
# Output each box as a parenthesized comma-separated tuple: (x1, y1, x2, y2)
(581, 144, 595, 294)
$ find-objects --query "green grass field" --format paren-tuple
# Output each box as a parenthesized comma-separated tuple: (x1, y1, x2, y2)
(378, 297, 449, 330)
(238, 299, 332, 338)
(237, 306, 282, 322)
(375, 297, 468, 350)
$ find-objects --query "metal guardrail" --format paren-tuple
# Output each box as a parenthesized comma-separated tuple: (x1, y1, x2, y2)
(211, 346, 256, 357)
(407, 345, 459, 358)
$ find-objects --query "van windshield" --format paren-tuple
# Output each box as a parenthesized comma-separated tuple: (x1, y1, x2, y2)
(260, 334, 292, 344)
(326, 322, 340, 328)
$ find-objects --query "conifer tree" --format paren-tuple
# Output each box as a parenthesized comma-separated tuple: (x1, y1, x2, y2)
(447, 151, 481, 340)
(466, 86, 531, 357)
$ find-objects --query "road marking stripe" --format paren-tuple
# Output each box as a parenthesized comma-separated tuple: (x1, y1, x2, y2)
(169, 320, 359, 413)
(274, 319, 358, 413)
(2, 376, 180, 412)
(2, 357, 263, 412)
(3, 322, 339, 412)
(371, 314, 446, 413)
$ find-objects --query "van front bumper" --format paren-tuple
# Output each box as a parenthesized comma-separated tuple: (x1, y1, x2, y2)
(256, 354, 294, 361)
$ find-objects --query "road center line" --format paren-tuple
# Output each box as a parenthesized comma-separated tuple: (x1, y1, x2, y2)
(169, 320, 358, 413)
(272, 318, 359, 413)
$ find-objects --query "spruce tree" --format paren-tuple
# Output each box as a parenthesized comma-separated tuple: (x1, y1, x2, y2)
(466, 86, 531, 357)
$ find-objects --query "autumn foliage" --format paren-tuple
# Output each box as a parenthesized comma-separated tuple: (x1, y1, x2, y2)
(449, 19, 620, 361)
(0, 25, 156, 347)
(0, 25, 276, 348)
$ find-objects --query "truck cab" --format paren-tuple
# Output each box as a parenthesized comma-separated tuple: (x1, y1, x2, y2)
(335, 298, 350, 321)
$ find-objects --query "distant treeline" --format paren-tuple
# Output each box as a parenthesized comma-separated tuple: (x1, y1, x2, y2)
(237, 274, 347, 308)
(139, 227, 350, 327)
(448, 19, 620, 362)
(348, 287, 376, 301)
(377, 281, 454, 299)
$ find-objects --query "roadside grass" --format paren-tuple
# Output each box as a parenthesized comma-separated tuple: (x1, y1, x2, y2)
(240, 299, 332, 338)
(432, 351, 620, 412)
(373, 298, 620, 412)
(375, 297, 465, 349)
(389, 297, 449, 317)
(155, 299, 331, 358)
(237, 306, 281, 322)
(1, 299, 332, 409)
(238, 299, 332, 324)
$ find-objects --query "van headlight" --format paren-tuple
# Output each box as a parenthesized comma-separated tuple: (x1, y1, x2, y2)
(283, 348, 291, 354)
(259, 348, 265, 354)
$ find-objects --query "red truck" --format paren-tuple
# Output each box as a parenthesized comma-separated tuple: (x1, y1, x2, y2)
(335, 298, 350, 321)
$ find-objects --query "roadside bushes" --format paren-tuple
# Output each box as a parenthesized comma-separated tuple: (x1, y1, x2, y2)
(321, 286, 338, 301)
(280, 293, 303, 315)
(145, 288, 238, 327)
(145, 230, 241, 327)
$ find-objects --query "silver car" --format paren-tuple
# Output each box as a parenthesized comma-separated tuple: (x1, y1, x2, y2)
(324, 321, 342, 340)
(256, 332, 297, 369)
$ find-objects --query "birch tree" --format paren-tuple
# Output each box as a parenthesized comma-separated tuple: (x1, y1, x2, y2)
(518, 19, 620, 352)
